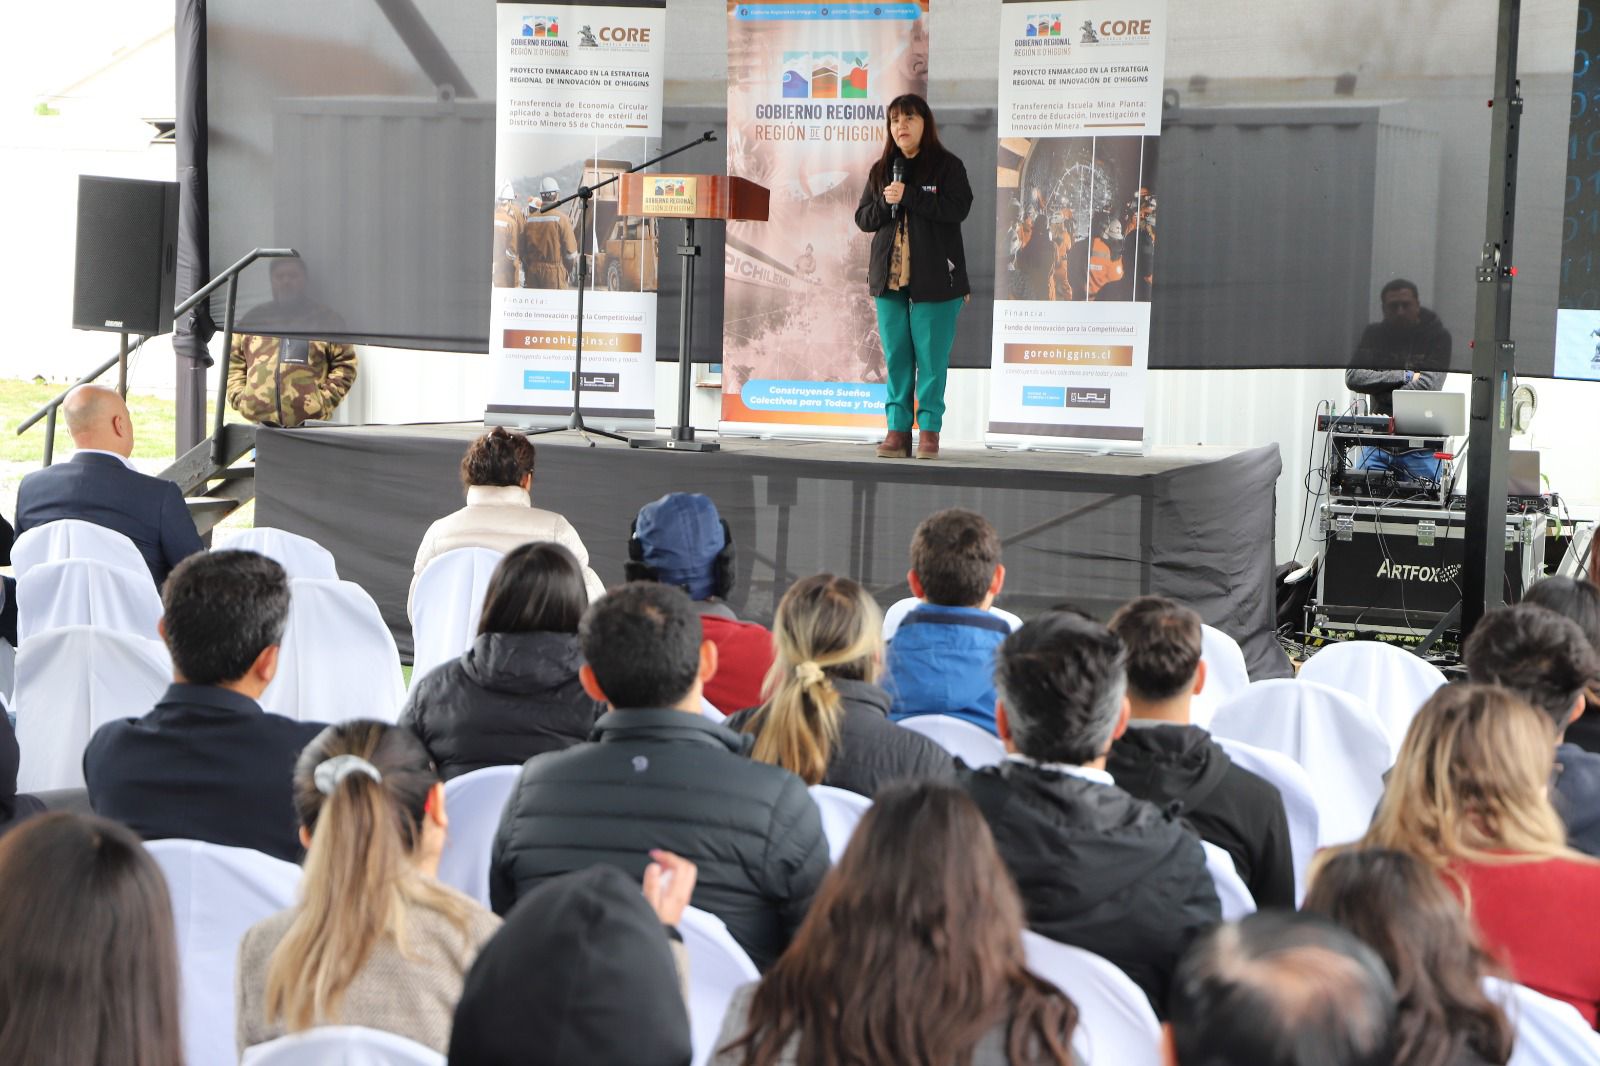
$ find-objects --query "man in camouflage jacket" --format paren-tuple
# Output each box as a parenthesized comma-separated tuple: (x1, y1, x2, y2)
(227, 259, 358, 428)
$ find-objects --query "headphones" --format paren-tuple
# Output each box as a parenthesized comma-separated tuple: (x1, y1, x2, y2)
(625, 517, 737, 600)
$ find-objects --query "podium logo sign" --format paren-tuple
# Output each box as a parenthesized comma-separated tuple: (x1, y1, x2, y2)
(643, 176, 697, 216)
(782, 52, 869, 99)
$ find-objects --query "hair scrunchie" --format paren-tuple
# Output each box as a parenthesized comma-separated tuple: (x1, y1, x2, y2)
(794, 660, 827, 688)
(313, 754, 383, 796)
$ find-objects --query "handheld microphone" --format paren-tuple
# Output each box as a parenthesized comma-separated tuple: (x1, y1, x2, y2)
(890, 157, 904, 219)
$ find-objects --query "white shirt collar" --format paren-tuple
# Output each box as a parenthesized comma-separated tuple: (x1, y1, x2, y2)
(1004, 752, 1114, 787)
(466, 484, 532, 507)
(73, 448, 137, 471)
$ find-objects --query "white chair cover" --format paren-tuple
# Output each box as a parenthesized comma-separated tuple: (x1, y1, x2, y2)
(14, 626, 171, 791)
(146, 839, 303, 1066)
(1191, 624, 1252, 729)
(12, 518, 149, 579)
(1021, 930, 1163, 1066)
(1200, 840, 1257, 921)
(881, 596, 1023, 641)
(1297, 640, 1448, 756)
(1485, 977, 1600, 1066)
(1214, 735, 1322, 905)
(220, 527, 340, 581)
(16, 558, 163, 644)
(241, 1026, 445, 1066)
(409, 548, 504, 686)
(436, 764, 522, 907)
(679, 906, 761, 1066)
(1209, 679, 1392, 847)
(259, 578, 406, 724)
(897, 714, 1007, 768)
(808, 784, 871, 862)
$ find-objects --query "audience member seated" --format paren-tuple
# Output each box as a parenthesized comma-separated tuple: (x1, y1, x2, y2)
(490, 582, 828, 970)
(450, 861, 696, 1066)
(1166, 912, 1396, 1066)
(1522, 576, 1600, 754)
(1106, 596, 1294, 909)
(0, 508, 13, 645)
(14, 384, 203, 587)
(1303, 848, 1514, 1066)
(236, 720, 500, 1055)
(0, 812, 185, 1065)
(1361, 683, 1600, 1024)
(0, 711, 43, 837)
(84, 551, 326, 862)
(726, 574, 952, 797)
(625, 492, 774, 716)
(713, 781, 1079, 1066)
(885, 508, 1010, 734)
(960, 610, 1220, 1012)
(409, 426, 604, 617)
(1463, 605, 1600, 857)
(400, 542, 605, 780)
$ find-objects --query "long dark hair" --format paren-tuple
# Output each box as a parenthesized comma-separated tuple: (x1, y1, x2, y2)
(478, 541, 589, 636)
(0, 813, 185, 1066)
(1303, 848, 1515, 1066)
(719, 782, 1077, 1065)
(868, 93, 947, 191)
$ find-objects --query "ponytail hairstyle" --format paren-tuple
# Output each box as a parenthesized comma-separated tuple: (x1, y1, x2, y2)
(743, 575, 883, 785)
(264, 720, 474, 1032)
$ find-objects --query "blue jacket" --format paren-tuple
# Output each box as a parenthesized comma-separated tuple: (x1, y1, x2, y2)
(885, 604, 1010, 734)
(1555, 742, 1600, 858)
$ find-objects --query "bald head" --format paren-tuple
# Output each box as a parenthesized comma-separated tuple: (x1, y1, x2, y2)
(62, 385, 135, 457)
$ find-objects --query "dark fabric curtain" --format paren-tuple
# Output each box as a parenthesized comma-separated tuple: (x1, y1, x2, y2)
(174, 0, 214, 362)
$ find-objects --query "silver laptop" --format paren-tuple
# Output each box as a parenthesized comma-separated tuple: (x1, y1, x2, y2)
(1509, 449, 1542, 496)
(1392, 391, 1467, 436)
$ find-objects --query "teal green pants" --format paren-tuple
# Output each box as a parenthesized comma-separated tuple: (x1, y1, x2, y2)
(874, 290, 963, 432)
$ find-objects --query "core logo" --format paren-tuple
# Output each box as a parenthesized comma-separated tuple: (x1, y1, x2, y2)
(783, 51, 868, 99)
(1080, 18, 1154, 43)
(1374, 560, 1463, 583)
(577, 22, 653, 48)
(521, 15, 559, 37)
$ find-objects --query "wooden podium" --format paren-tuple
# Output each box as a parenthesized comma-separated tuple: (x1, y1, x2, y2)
(619, 174, 769, 451)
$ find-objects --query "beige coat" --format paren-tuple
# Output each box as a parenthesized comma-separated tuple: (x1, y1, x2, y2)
(409, 484, 606, 620)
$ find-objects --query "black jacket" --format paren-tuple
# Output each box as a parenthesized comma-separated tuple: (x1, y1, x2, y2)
(398, 630, 604, 782)
(489, 708, 830, 971)
(0, 710, 43, 836)
(959, 760, 1220, 1014)
(83, 684, 326, 862)
(1107, 723, 1295, 910)
(855, 148, 973, 303)
(1344, 308, 1452, 415)
(724, 678, 954, 798)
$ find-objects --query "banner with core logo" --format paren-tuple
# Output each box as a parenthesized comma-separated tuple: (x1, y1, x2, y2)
(720, 0, 930, 438)
(987, 0, 1166, 451)
(485, 0, 666, 429)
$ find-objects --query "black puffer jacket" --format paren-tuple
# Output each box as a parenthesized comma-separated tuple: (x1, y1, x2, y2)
(854, 148, 973, 303)
(398, 631, 604, 781)
(960, 760, 1220, 1014)
(489, 709, 830, 971)
(724, 678, 954, 798)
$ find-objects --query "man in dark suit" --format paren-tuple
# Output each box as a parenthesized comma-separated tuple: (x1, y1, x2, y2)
(84, 550, 326, 862)
(15, 384, 203, 586)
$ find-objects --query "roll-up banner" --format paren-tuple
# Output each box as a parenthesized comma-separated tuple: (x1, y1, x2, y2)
(486, 0, 667, 429)
(721, 0, 930, 438)
(988, 1, 1166, 451)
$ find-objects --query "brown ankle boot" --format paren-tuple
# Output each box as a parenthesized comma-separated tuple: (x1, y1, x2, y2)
(876, 430, 912, 458)
(915, 430, 940, 459)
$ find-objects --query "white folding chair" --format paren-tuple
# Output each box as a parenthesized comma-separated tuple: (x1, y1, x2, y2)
(1298, 641, 1447, 757)
(409, 548, 504, 685)
(146, 839, 303, 1066)
(12, 518, 150, 580)
(679, 906, 760, 1066)
(14, 627, 171, 791)
(220, 527, 340, 581)
(1210, 679, 1392, 847)
(259, 578, 406, 724)
(897, 714, 1007, 768)
(1200, 840, 1257, 921)
(1485, 977, 1600, 1066)
(16, 558, 163, 643)
(1214, 735, 1322, 905)
(1022, 930, 1163, 1066)
(809, 784, 871, 862)
(881, 596, 1023, 641)
(1191, 624, 1252, 729)
(436, 765, 522, 907)
(241, 1026, 444, 1066)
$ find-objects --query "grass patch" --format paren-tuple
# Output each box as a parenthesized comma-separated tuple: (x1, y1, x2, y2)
(0, 377, 243, 465)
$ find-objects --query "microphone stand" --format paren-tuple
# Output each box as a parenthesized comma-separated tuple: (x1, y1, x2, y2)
(526, 131, 718, 446)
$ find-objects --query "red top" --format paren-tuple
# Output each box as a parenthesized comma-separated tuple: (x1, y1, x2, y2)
(1447, 856, 1600, 1025)
(701, 614, 775, 716)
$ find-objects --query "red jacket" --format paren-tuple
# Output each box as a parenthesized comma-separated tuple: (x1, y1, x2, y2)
(701, 613, 775, 716)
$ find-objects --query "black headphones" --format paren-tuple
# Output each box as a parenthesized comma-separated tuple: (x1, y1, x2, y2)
(625, 517, 737, 600)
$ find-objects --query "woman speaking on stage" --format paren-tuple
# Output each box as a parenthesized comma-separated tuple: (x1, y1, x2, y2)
(854, 93, 973, 461)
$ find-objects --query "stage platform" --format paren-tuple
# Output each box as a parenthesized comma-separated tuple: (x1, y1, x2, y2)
(254, 424, 1291, 679)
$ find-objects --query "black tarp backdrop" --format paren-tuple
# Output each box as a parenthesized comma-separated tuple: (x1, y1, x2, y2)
(173, 0, 214, 451)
